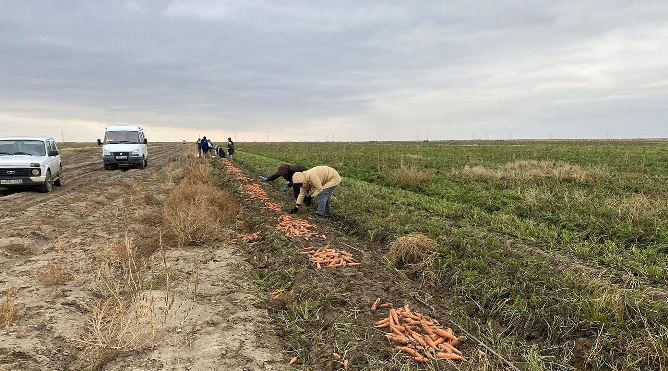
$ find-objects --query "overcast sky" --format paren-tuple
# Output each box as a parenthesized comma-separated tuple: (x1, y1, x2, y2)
(0, 0, 667, 142)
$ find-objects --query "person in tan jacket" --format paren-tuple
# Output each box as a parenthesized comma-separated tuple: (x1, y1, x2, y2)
(290, 166, 342, 217)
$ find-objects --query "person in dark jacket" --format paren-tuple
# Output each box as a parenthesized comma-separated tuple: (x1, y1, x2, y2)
(217, 146, 227, 158)
(260, 164, 307, 199)
(199, 136, 212, 157)
(227, 137, 235, 160)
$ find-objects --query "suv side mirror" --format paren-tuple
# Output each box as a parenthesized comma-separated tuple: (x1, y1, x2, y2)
(97, 139, 102, 146)
(49, 150, 59, 156)
(144, 138, 148, 144)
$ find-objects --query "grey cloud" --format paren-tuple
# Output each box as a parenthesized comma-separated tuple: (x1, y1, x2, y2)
(0, 0, 666, 141)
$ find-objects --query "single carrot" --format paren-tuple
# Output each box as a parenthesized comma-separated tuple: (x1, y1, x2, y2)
(332, 352, 341, 359)
(396, 346, 421, 358)
(434, 328, 457, 341)
(390, 309, 400, 326)
(343, 359, 349, 370)
(425, 335, 437, 349)
(289, 356, 298, 365)
(385, 333, 411, 345)
(440, 342, 462, 355)
(414, 355, 428, 363)
(436, 352, 465, 361)
(390, 324, 405, 336)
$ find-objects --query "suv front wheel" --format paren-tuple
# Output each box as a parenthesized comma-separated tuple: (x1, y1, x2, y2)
(54, 173, 64, 187)
(39, 170, 53, 193)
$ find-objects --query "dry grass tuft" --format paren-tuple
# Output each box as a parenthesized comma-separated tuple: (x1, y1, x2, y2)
(390, 160, 432, 190)
(182, 163, 214, 185)
(162, 161, 235, 246)
(0, 290, 18, 329)
(37, 261, 71, 285)
(73, 297, 159, 370)
(388, 233, 437, 266)
(459, 160, 605, 182)
(163, 182, 238, 246)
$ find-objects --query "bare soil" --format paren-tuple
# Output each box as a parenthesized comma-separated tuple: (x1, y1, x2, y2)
(0, 145, 285, 371)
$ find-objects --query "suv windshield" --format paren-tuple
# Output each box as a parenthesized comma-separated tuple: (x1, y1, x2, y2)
(0, 140, 46, 156)
(105, 131, 140, 144)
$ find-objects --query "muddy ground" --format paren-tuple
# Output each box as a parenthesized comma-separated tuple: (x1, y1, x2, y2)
(0, 145, 285, 371)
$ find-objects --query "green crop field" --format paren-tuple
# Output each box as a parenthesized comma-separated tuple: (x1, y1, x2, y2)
(234, 140, 668, 370)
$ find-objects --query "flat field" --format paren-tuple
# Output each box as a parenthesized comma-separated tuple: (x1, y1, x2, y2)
(232, 140, 668, 370)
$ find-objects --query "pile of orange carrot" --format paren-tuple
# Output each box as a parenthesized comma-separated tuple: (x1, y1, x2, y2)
(300, 245, 360, 269)
(264, 201, 282, 213)
(276, 215, 316, 238)
(375, 305, 465, 363)
(244, 183, 271, 203)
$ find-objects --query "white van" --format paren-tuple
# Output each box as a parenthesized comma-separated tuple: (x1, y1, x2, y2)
(97, 125, 149, 170)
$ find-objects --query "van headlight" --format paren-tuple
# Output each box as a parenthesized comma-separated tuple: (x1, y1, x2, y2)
(31, 168, 40, 176)
(131, 150, 140, 157)
(103, 149, 112, 156)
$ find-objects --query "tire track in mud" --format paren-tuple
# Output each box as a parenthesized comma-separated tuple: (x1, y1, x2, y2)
(1, 148, 287, 371)
(0, 145, 184, 370)
(0, 145, 179, 217)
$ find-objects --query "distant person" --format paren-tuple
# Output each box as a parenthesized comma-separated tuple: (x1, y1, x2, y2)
(290, 166, 342, 218)
(227, 137, 235, 160)
(196, 138, 202, 157)
(200, 136, 212, 157)
(217, 146, 227, 158)
(259, 164, 307, 199)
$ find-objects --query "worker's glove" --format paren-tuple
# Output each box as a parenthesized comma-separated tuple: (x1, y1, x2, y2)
(282, 184, 290, 192)
(304, 196, 313, 206)
(289, 206, 299, 214)
(259, 176, 268, 182)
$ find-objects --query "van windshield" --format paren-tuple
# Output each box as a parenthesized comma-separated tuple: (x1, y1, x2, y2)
(105, 131, 140, 144)
(0, 140, 46, 156)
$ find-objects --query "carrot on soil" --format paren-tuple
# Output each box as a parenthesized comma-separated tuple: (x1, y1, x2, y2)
(379, 305, 465, 364)
(301, 245, 359, 269)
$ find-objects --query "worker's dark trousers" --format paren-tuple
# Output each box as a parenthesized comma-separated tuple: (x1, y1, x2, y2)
(317, 186, 336, 216)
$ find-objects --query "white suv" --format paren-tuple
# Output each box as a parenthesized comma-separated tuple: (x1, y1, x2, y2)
(0, 137, 64, 193)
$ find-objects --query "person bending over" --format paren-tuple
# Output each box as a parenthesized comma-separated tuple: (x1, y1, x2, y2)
(290, 166, 342, 218)
(259, 164, 307, 199)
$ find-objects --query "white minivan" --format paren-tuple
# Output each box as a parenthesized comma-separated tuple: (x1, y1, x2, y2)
(97, 125, 149, 170)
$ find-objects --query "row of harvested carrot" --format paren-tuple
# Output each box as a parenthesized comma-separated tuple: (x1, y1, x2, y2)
(300, 246, 360, 269)
(221, 160, 251, 182)
(276, 215, 317, 239)
(244, 183, 271, 203)
(223, 162, 288, 216)
(374, 304, 466, 363)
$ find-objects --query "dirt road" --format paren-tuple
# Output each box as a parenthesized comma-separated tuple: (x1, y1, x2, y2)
(0, 145, 285, 370)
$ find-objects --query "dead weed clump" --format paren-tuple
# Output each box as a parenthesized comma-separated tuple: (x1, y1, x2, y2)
(388, 233, 437, 266)
(37, 261, 72, 285)
(73, 298, 159, 370)
(163, 181, 238, 246)
(0, 290, 18, 329)
(182, 162, 214, 185)
(390, 160, 432, 190)
(459, 160, 605, 182)
(76, 237, 169, 370)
